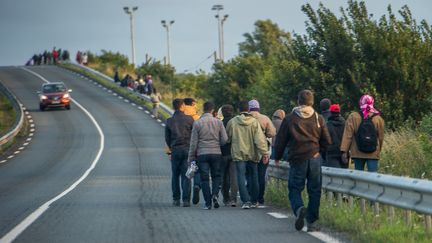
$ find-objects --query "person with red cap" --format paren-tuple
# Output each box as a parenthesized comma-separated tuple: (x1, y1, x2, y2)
(324, 104, 347, 168)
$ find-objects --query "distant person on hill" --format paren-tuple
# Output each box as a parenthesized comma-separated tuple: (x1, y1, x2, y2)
(52, 48, 58, 64)
(76, 51, 82, 64)
(81, 52, 88, 65)
(340, 95, 385, 172)
(324, 104, 347, 168)
(114, 70, 120, 83)
(145, 74, 153, 95)
(150, 88, 162, 118)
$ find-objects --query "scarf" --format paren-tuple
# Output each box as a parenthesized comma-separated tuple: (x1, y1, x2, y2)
(359, 94, 380, 119)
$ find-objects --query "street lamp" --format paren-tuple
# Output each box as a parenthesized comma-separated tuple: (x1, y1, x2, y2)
(123, 6, 138, 66)
(211, 4, 228, 61)
(161, 20, 175, 65)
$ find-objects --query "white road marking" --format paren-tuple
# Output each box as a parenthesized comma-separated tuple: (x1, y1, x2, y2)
(26, 138, 32, 141)
(138, 107, 143, 110)
(157, 119, 162, 123)
(19, 147, 25, 150)
(267, 212, 288, 219)
(29, 133, 34, 137)
(145, 110, 150, 114)
(131, 103, 136, 106)
(124, 100, 129, 103)
(29, 119, 34, 123)
(23, 143, 29, 146)
(7, 155, 14, 159)
(0, 160, 7, 164)
(30, 129, 35, 132)
(30, 124, 35, 128)
(307, 232, 343, 243)
(27, 115, 32, 119)
(4, 68, 106, 243)
(161, 124, 166, 127)
(14, 151, 20, 155)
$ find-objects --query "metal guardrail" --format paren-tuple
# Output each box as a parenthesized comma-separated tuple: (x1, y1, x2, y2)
(267, 160, 432, 231)
(0, 80, 24, 148)
(67, 63, 174, 117)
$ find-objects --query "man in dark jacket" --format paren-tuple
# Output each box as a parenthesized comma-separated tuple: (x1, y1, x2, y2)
(274, 90, 331, 232)
(219, 104, 238, 206)
(165, 99, 194, 207)
(324, 104, 347, 168)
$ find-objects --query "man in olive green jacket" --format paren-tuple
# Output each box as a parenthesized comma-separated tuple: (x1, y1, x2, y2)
(226, 101, 269, 209)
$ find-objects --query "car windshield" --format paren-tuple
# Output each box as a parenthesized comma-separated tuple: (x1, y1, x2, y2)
(43, 84, 67, 93)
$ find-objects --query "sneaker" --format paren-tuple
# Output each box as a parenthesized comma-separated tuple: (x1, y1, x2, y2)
(295, 206, 307, 231)
(212, 195, 220, 209)
(202, 205, 212, 210)
(250, 202, 258, 208)
(183, 201, 190, 207)
(173, 200, 180, 207)
(192, 186, 200, 205)
(307, 222, 320, 232)
(241, 202, 251, 209)
(230, 201, 237, 207)
(223, 199, 230, 206)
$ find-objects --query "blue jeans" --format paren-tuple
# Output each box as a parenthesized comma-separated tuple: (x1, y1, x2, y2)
(198, 154, 222, 207)
(193, 171, 201, 189)
(353, 158, 378, 172)
(171, 149, 191, 202)
(236, 161, 258, 204)
(288, 156, 322, 224)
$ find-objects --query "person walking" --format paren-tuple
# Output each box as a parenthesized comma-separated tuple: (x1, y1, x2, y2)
(219, 104, 238, 207)
(340, 94, 385, 172)
(226, 101, 270, 209)
(271, 109, 287, 161)
(319, 98, 332, 121)
(182, 97, 202, 205)
(188, 101, 228, 210)
(150, 88, 162, 118)
(324, 104, 347, 168)
(248, 99, 276, 205)
(165, 99, 194, 207)
(274, 89, 331, 232)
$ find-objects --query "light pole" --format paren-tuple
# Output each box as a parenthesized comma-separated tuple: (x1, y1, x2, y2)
(123, 6, 138, 66)
(211, 4, 228, 61)
(161, 20, 175, 65)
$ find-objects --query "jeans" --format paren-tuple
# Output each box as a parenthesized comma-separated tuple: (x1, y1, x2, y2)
(257, 160, 268, 204)
(236, 161, 258, 204)
(220, 155, 238, 203)
(171, 149, 191, 202)
(193, 171, 201, 189)
(288, 156, 322, 224)
(353, 158, 378, 172)
(198, 154, 223, 207)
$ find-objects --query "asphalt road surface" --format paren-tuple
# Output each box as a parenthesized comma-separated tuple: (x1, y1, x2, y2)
(0, 66, 326, 243)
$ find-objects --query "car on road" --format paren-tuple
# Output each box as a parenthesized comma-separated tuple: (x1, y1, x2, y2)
(38, 82, 72, 111)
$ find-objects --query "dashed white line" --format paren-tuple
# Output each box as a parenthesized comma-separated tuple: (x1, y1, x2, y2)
(131, 103, 136, 106)
(27, 115, 32, 119)
(30, 129, 35, 132)
(29, 119, 34, 123)
(29, 133, 34, 137)
(267, 212, 289, 219)
(161, 124, 166, 127)
(0, 160, 7, 164)
(157, 119, 162, 123)
(14, 151, 20, 155)
(138, 107, 143, 110)
(23, 142, 29, 146)
(19, 147, 25, 150)
(145, 110, 150, 114)
(124, 100, 129, 103)
(7, 155, 14, 159)
(26, 138, 32, 141)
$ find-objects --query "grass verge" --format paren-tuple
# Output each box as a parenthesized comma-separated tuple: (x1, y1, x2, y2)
(265, 178, 431, 242)
(0, 94, 16, 136)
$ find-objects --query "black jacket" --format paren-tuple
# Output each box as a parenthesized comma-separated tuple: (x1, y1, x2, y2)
(221, 116, 233, 156)
(326, 113, 345, 157)
(165, 111, 194, 151)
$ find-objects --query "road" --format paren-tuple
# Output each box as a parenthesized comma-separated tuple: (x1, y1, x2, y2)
(0, 66, 324, 242)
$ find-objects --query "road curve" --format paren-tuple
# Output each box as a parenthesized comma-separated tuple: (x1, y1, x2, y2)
(0, 66, 324, 243)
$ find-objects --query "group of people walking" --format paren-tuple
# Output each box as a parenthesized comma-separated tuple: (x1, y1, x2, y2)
(27, 47, 70, 66)
(164, 89, 385, 232)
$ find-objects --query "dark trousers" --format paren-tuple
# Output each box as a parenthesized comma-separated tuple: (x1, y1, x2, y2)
(288, 156, 322, 224)
(220, 155, 238, 203)
(257, 160, 268, 204)
(171, 149, 191, 202)
(198, 154, 222, 207)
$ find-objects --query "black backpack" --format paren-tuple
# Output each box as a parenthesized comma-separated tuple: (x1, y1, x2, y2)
(356, 112, 378, 153)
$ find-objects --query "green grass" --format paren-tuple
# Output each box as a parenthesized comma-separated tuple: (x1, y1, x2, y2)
(265, 177, 432, 242)
(59, 63, 171, 121)
(0, 94, 16, 136)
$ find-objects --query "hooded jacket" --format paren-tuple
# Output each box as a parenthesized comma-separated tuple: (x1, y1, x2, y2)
(271, 109, 286, 146)
(326, 113, 345, 158)
(226, 112, 269, 162)
(274, 106, 332, 163)
(183, 105, 200, 121)
(249, 111, 276, 139)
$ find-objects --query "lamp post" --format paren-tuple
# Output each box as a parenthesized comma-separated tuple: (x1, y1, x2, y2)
(161, 20, 175, 65)
(123, 6, 138, 66)
(211, 4, 228, 61)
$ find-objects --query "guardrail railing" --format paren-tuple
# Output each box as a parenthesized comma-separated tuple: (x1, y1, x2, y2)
(0, 80, 24, 148)
(267, 160, 432, 232)
(67, 63, 174, 117)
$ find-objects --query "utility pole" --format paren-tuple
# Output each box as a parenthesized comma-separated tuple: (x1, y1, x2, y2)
(211, 4, 228, 62)
(161, 20, 175, 65)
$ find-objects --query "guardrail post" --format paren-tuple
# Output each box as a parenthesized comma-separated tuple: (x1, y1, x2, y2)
(405, 210, 412, 227)
(425, 215, 431, 235)
(388, 206, 395, 224)
(360, 199, 366, 214)
(348, 196, 354, 209)
(336, 193, 342, 207)
(327, 191, 334, 204)
(374, 202, 380, 215)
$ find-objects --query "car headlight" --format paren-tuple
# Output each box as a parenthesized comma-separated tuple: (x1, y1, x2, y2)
(40, 95, 48, 100)
(63, 93, 70, 98)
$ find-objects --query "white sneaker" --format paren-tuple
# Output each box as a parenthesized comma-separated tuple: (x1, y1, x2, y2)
(242, 202, 251, 209)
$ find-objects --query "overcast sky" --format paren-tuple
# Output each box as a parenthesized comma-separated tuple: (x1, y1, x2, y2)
(1, 0, 431, 72)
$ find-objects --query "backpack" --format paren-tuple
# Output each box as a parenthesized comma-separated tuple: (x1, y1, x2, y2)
(356, 112, 378, 153)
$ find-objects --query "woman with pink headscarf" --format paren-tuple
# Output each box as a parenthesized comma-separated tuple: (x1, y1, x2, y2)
(340, 94, 385, 172)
